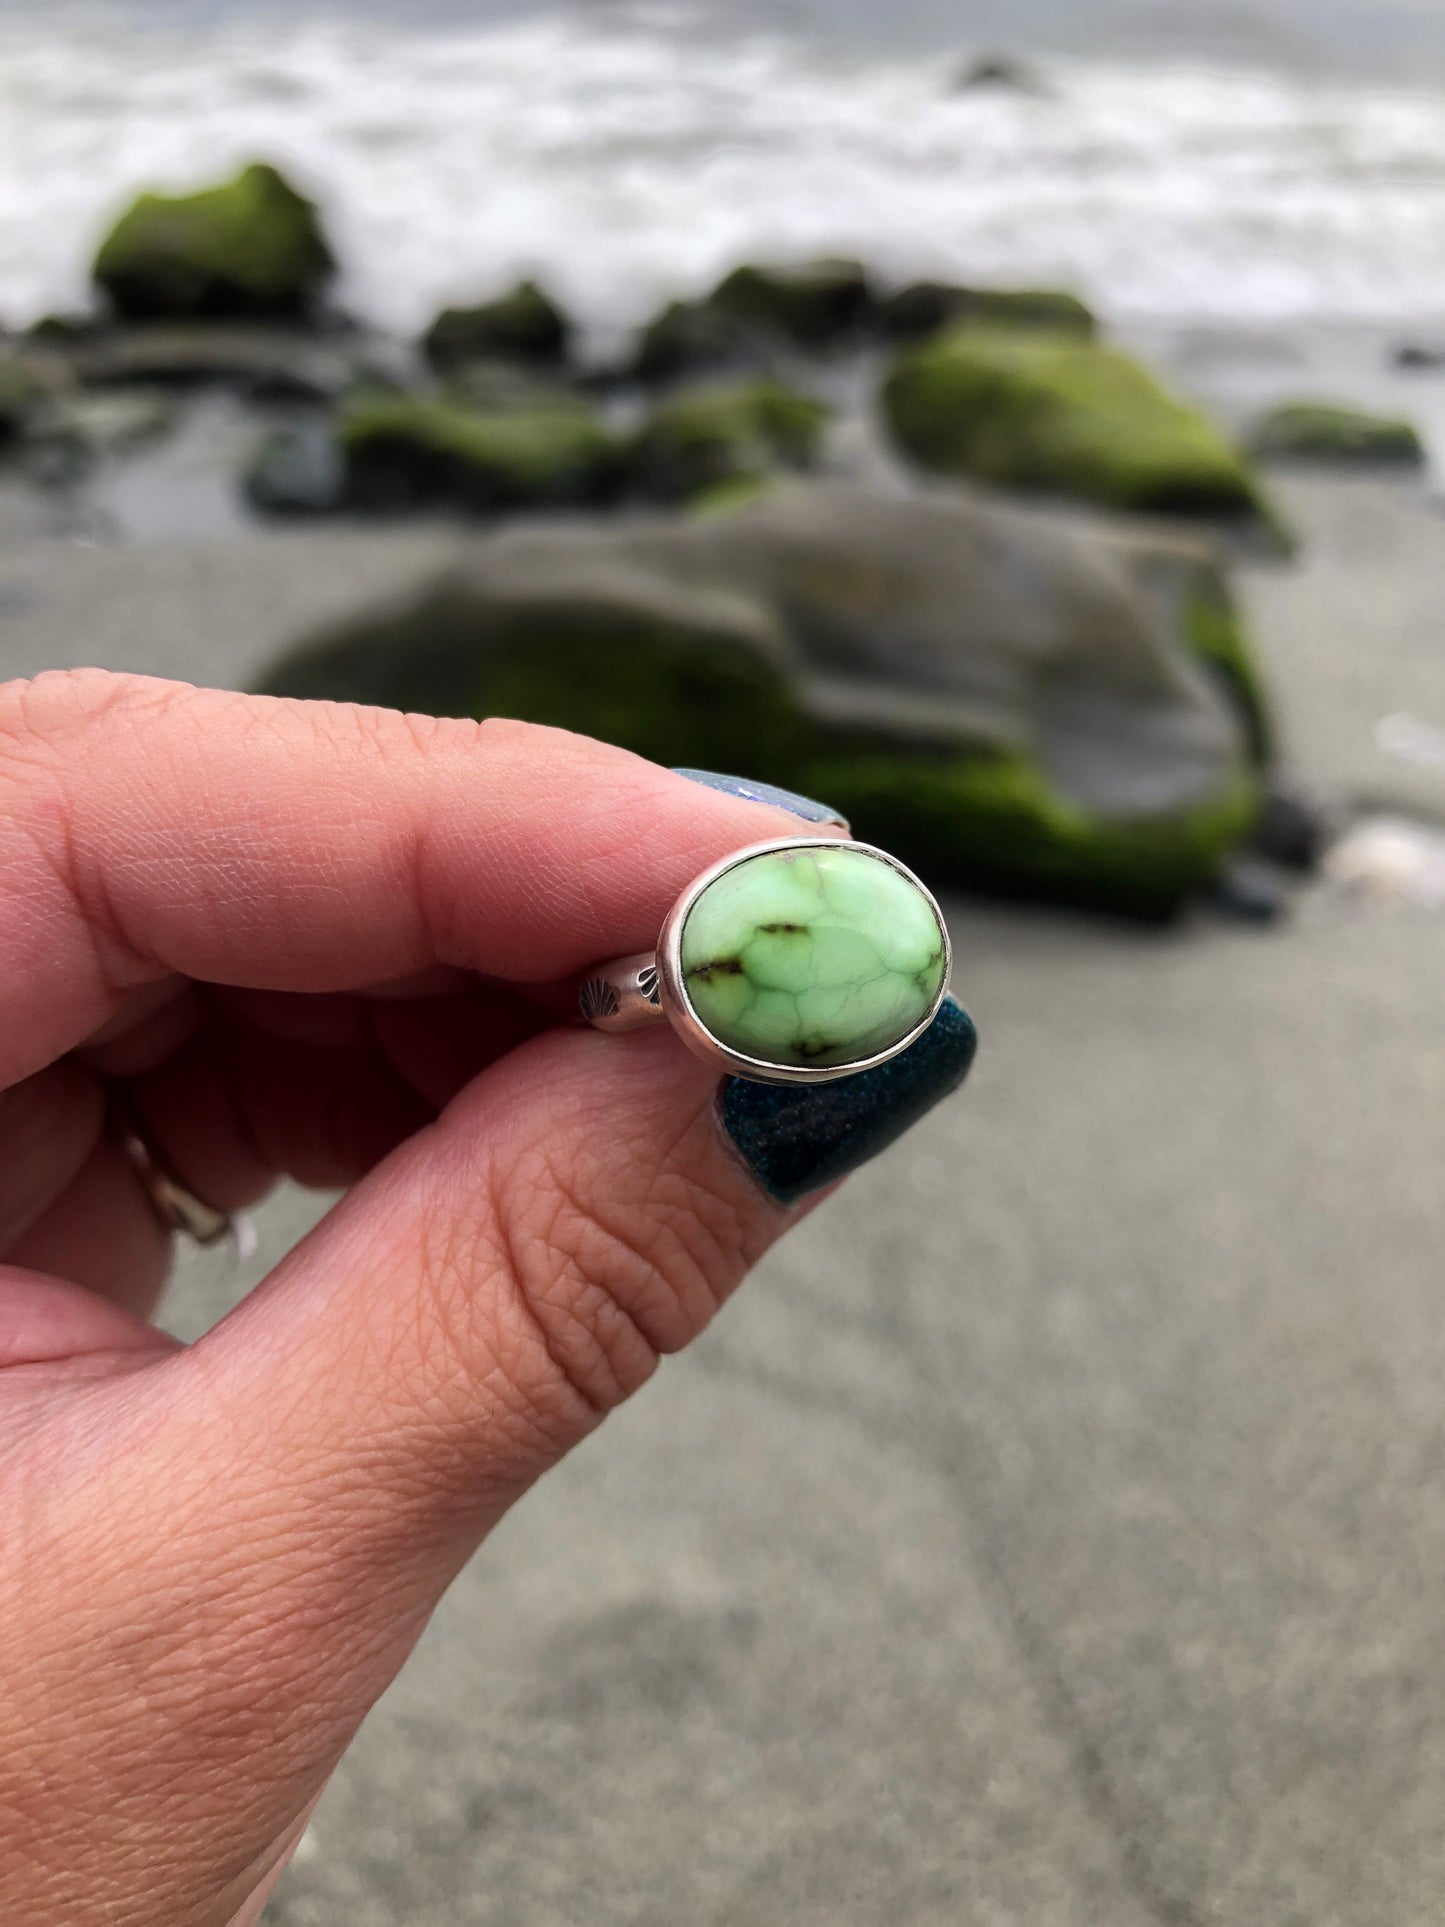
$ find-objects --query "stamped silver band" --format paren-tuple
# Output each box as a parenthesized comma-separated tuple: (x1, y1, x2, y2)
(578, 837, 952, 1087)
(578, 952, 668, 1034)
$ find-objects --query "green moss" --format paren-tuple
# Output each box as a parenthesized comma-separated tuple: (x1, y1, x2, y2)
(423, 282, 570, 371)
(882, 283, 1096, 341)
(481, 606, 1262, 910)
(340, 393, 620, 514)
(467, 616, 812, 775)
(264, 592, 1252, 915)
(634, 378, 828, 504)
(710, 259, 873, 349)
(93, 162, 334, 321)
(478, 644, 1257, 911)
(24, 314, 97, 346)
(1246, 401, 1424, 467)
(687, 474, 780, 517)
(1182, 585, 1273, 767)
(882, 328, 1276, 528)
(797, 748, 1260, 917)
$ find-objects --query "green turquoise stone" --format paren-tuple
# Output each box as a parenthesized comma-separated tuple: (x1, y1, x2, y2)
(679, 846, 947, 1069)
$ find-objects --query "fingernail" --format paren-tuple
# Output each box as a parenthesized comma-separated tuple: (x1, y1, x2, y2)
(673, 768, 850, 830)
(719, 996, 978, 1206)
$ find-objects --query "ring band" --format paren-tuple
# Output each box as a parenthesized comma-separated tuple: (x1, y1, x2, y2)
(112, 1098, 234, 1247)
(579, 837, 952, 1087)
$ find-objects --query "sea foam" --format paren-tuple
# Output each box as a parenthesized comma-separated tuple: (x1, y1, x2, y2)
(3, 6, 1445, 347)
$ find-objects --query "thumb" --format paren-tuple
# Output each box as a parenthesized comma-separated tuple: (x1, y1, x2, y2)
(7, 1001, 973, 1925)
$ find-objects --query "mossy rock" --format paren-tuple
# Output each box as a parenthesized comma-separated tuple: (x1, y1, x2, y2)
(24, 314, 99, 347)
(339, 392, 621, 515)
(688, 474, 781, 517)
(709, 259, 874, 350)
(1182, 576, 1272, 766)
(423, 282, 570, 372)
(796, 751, 1258, 915)
(93, 163, 335, 322)
(632, 378, 828, 504)
(438, 361, 580, 415)
(631, 299, 758, 383)
(1245, 401, 1424, 468)
(260, 484, 1268, 917)
(883, 327, 1279, 534)
(0, 360, 47, 447)
(264, 560, 805, 777)
(882, 282, 1095, 341)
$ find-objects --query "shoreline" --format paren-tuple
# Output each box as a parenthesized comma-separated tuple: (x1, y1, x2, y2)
(5, 12, 1445, 342)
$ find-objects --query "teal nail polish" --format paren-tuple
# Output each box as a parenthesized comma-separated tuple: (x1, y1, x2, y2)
(719, 996, 977, 1205)
(673, 768, 849, 829)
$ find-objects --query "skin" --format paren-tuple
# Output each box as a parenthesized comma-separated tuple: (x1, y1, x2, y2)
(0, 670, 844, 1927)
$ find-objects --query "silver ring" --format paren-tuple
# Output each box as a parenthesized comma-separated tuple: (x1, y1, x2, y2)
(579, 837, 952, 1086)
(112, 1098, 234, 1247)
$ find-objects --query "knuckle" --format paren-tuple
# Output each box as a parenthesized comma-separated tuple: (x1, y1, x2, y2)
(486, 1114, 759, 1420)
(390, 1099, 766, 1473)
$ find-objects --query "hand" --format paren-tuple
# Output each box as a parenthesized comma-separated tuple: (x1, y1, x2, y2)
(0, 671, 971, 1926)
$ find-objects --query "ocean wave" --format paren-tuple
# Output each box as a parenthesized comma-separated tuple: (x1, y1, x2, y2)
(3, 6, 1445, 342)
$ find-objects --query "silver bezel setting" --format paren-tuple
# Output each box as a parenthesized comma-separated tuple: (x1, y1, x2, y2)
(655, 837, 952, 1086)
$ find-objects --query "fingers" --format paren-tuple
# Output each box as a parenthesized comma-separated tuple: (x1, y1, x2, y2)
(0, 670, 828, 1087)
(7, 1131, 172, 1316)
(116, 983, 551, 1213)
(0, 1267, 176, 1370)
(0, 1065, 104, 1250)
(0, 1018, 812, 1925)
(202, 1024, 780, 1515)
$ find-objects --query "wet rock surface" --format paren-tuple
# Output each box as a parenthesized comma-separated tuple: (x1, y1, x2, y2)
(883, 327, 1284, 542)
(1247, 400, 1425, 467)
(422, 282, 572, 374)
(92, 162, 336, 323)
(632, 378, 829, 504)
(262, 480, 1267, 915)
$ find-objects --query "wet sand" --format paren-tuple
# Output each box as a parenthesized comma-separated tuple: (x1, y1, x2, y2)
(2, 476, 1443, 1923)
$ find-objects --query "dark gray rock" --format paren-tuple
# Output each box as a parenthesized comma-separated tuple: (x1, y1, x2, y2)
(631, 298, 763, 384)
(1207, 855, 1290, 923)
(245, 418, 346, 517)
(0, 358, 47, 450)
(63, 325, 369, 403)
(262, 481, 1270, 915)
(1251, 779, 1331, 872)
(423, 283, 571, 373)
(709, 258, 875, 352)
(952, 54, 1050, 95)
(881, 282, 1096, 342)
(1246, 401, 1424, 469)
(92, 161, 335, 323)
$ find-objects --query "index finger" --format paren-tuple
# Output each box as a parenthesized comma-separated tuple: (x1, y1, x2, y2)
(0, 670, 830, 1087)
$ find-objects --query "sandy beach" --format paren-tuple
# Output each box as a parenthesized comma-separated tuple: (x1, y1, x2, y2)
(3, 472, 1441, 1921)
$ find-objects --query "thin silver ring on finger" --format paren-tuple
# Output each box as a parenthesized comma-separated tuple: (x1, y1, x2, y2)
(111, 1097, 234, 1247)
(578, 837, 952, 1087)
